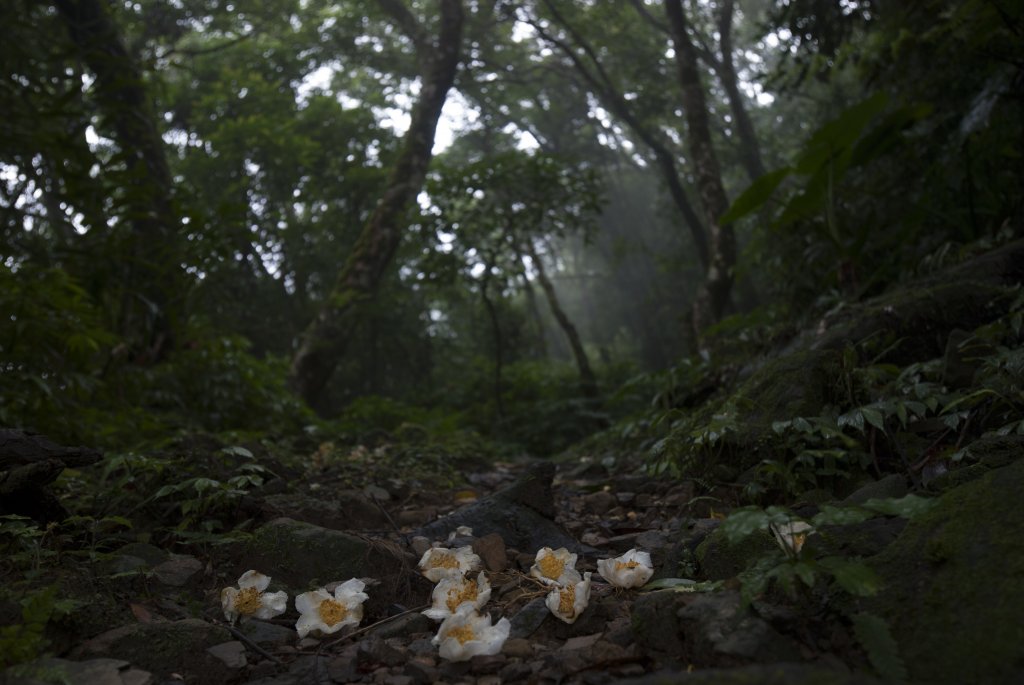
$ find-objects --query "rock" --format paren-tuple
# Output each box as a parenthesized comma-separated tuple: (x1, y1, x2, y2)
(415, 462, 590, 553)
(364, 483, 391, 501)
(583, 490, 617, 515)
(239, 619, 295, 646)
(472, 532, 508, 571)
(859, 457, 1024, 685)
(328, 653, 360, 683)
(677, 591, 801, 666)
(842, 474, 908, 505)
(403, 659, 439, 684)
(561, 632, 603, 652)
(631, 591, 684, 655)
(499, 661, 534, 682)
(808, 517, 906, 558)
(242, 517, 429, 615)
(358, 638, 407, 667)
(260, 491, 390, 530)
(152, 555, 203, 587)
(206, 641, 246, 669)
(501, 637, 534, 658)
(508, 597, 550, 639)
(367, 611, 433, 639)
(3, 657, 152, 685)
(617, 662, 882, 685)
(696, 526, 776, 580)
(71, 619, 233, 685)
(409, 535, 432, 556)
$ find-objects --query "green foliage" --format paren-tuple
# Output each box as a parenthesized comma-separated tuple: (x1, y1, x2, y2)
(0, 585, 79, 670)
(852, 612, 908, 684)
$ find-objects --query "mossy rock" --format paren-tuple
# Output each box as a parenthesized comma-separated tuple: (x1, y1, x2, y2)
(696, 527, 777, 581)
(860, 458, 1024, 684)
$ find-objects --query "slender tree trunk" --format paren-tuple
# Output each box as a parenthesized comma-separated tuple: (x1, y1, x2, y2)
(518, 269, 550, 358)
(664, 0, 736, 334)
(56, 0, 184, 359)
(288, 0, 464, 408)
(533, 0, 710, 268)
(714, 0, 766, 182)
(479, 255, 506, 420)
(525, 241, 599, 400)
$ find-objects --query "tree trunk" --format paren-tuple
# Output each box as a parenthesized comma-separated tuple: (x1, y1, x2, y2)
(479, 254, 507, 420)
(534, 0, 710, 268)
(714, 0, 766, 182)
(664, 0, 736, 334)
(288, 0, 464, 408)
(525, 241, 599, 400)
(55, 0, 185, 359)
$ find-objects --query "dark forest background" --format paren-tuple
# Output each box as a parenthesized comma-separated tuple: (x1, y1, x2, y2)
(3, 0, 1021, 456)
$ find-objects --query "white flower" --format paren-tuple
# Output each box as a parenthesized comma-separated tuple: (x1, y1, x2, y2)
(770, 521, 814, 557)
(424, 571, 491, 621)
(294, 579, 369, 638)
(418, 546, 482, 582)
(432, 605, 511, 662)
(447, 526, 474, 543)
(530, 547, 578, 586)
(546, 570, 591, 624)
(597, 549, 654, 588)
(221, 570, 288, 624)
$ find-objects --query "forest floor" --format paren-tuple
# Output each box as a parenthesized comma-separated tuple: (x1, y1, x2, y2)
(5, 440, 891, 685)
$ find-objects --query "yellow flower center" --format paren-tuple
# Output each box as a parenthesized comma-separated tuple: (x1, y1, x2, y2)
(430, 551, 460, 570)
(615, 560, 641, 571)
(234, 587, 262, 616)
(538, 554, 565, 580)
(792, 532, 807, 552)
(558, 587, 575, 617)
(318, 598, 348, 627)
(448, 625, 476, 644)
(446, 581, 479, 613)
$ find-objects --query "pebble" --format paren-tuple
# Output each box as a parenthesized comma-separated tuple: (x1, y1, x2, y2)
(472, 532, 508, 571)
(501, 637, 534, 658)
(583, 490, 617, 515)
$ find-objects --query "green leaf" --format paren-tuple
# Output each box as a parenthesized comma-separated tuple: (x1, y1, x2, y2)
(813, 505, 874, 527)
(819, 557, 879, 596)
(795, 92, 890, 174)
(721, 508, 771, 543)
(861, 407, 886, 431)
(720, 167, 793, 224)
(222, 446, 254, 459)
(852, 612, 907, 684)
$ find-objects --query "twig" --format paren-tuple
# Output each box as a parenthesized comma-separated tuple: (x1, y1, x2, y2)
(220, 621, 282, 664)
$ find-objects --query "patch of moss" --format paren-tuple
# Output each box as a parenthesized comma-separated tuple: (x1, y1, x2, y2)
(696, 527, 777, 581)
(861, 458, 1024, 684)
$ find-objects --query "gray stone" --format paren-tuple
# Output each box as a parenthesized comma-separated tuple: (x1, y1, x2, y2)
(842, 474, 908, 505)
(358, 638, 406, 667)
(152, 555, 203, 587)
(508, 597, 550, 639)
(3, 657, 152, 685)
(583, 490, 617, 515)
(616, 663, 882, 685)
(242, 517, 430, 614)
(676, 591, 800, 666)
(367, 611, 433, 639)
(409, 535, 432, 556)
(561, 632, 603, 652)
(415, 463, 592, 554)
(501, 637, 534, 658)
(70, 619, 233, 685)
(239, 618, 295, 646)
(261, 491, 390, 530)
(206, 641, 246, 669)
(403, 659, 439, 685)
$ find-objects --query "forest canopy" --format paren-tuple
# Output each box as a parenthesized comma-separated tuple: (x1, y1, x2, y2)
(2, 0, 1021, 453)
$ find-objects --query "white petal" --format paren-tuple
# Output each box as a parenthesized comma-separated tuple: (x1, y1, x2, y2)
(221, 587, 239, 622)
(530, 547, 578, 585)
(295, 612, 326, 639)
(296, 589, 330, 616)
(434, 608, 509, 662)
(238, 570, 271, 592)
(334, 578, 366, 598)
(254, 590, 289, 619)
(597, 549, 654, 588)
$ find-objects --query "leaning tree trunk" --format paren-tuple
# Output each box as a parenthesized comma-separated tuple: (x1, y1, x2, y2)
(56, 0, 185, 360)
(525, 241, 600, 401)
(714, 0, 766, 182)
(288, 0, 464, 408)
(664, 0, 736, 335)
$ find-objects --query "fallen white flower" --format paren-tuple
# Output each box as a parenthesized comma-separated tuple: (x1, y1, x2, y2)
(769, 521, 814, 557)
(447, 525, 474, 543)
(294, 578, 369, 638)
(221, 570, 288, 624)
(418, 546, 482, 582)
(432, 604, 510, 662)
(530, 546, 578, 586)
(424, 571, 491, 621)
(596, 549, 654, 588)
(546, 570, 591, 624)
